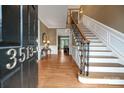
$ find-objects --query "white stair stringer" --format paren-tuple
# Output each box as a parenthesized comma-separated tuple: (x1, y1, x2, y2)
(77, 23, 124, 85)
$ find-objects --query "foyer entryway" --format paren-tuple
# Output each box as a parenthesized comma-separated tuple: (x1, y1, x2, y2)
(37, 54, 124, 88)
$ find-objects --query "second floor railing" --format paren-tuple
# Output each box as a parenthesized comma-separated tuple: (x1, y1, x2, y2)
(71, 15, 90, 76)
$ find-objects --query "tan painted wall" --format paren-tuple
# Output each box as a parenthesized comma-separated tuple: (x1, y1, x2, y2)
(83, 5, 124, 33)
(47, 29, 56, 45)
(40, 21, 56, 45)
(40, 21, 48, 45)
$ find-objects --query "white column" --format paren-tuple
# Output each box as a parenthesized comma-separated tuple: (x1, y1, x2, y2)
(69, 29, 72, 55)
(37, 19, 42, 60)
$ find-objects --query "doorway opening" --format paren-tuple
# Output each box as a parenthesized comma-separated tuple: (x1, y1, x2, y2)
(58, 36, 69, 55)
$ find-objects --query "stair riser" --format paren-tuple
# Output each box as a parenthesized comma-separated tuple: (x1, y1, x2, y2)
(77, 46, 109, 51)
(86, 36, 96, 38)
(87, 67, 124, 73)
(89, 58, 118, 62)
(79, 28, 88, 29)
(89, 39, 100, 42)
(76, 45, 108, 50)
(87, 37, 98, 40)
(85, 35, 96, 37)
(84, 34, 93, 36)
(80, 29, 89, 31)
(83, 32, 93, 35)
(89, 52, 113, 56)
(90, 43, 104, 46)
(82, 32, 91, 34)
(90, 47, 108, 50)
(76, 45, 107, 49)
(79, 51, 112, 56)
(78, 76, 124, 85)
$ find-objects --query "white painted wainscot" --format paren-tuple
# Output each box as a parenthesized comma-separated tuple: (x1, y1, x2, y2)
(82, 15, 124, 65)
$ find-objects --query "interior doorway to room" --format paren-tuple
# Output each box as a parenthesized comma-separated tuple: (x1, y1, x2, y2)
(58, 36, 69, 55)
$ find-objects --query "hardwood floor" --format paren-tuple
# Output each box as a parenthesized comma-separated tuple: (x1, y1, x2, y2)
(38, 50, 124, 88)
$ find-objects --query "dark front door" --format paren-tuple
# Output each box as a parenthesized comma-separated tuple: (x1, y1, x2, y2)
(0, 5, 38, 88)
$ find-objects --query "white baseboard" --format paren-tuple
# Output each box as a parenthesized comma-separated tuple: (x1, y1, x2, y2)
(49, 45, 58, 54)
(83, 15, 124, 65)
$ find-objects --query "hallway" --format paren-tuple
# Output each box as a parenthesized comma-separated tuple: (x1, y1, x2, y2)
(38, 49, 79, 87)
(37, 50, 124, 88)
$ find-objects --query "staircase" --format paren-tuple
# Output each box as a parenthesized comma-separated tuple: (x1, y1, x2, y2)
(77, 24, 124, 85)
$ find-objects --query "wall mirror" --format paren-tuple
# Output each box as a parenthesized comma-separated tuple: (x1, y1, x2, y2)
(42, 32, 47, 43)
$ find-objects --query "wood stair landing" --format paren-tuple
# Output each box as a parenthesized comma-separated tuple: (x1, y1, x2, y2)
(76, 23, 124, 85)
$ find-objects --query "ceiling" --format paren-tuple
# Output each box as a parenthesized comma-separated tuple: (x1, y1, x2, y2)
(68, 5, 80, 9)
(38, 5, 68, 28)
(38, 5, 80, 28)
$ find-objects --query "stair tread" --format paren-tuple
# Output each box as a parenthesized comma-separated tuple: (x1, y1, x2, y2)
(89, 56, 118, 59)
(90, 41, 102, 43)
(78, 27, 89, 29)
(86, 36, 97, 37)
(80, 55, 118, 59)
(79, 50, 111, 52)
(89, 50, 111, 52)
(80, 30, 91, 33)
(77, 25, 88, 28)
(90, 45, 106, 47)
(84, 33, 96, 36)
(85, 34, 95, 36)
(77, 25, 87, 28)
(90, 63, 124, 67)
(84, 33, 94, 35)
(90, 43, 104, 45)
(83, 32, 93, 34)
(90, 41, 102, 44)
(88, 39, 100, 41)
(86, 37, 98, 39)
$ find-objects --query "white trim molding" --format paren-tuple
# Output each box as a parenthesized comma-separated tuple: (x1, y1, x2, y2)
(56, 28, 72, 55)
(37, 19, 42, 61)
(49, 45, 58, 54)
(83, 15, 124, 65)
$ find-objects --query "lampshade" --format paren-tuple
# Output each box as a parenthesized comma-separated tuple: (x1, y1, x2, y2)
(47, 40, 50, 44)
(79, 6, 83, 14)
(43, 40, 46, 43)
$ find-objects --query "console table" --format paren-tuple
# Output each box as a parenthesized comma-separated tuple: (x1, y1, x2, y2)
(41, 47, 51, 56)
